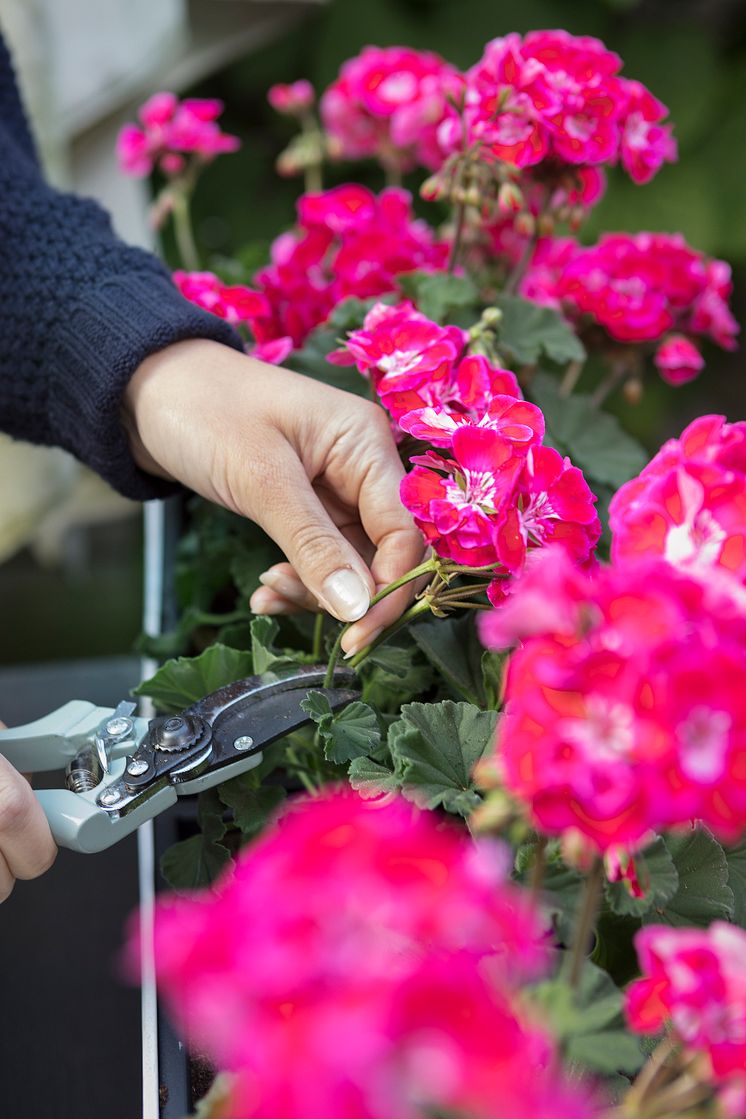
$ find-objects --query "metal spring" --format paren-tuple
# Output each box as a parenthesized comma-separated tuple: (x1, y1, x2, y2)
(66, 749, 103, 794)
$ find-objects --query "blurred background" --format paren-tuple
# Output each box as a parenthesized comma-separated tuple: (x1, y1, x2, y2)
(0, 3, 743, 1116)
(0, 0, 744, 669)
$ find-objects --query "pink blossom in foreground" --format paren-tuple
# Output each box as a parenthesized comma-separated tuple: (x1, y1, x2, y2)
(321, 46, 461, 172)
(129, 793, 593, 1119)
(610, 414, 746, 595)
(439, 30, 675, 182)
(627, 923, 746, 1115)
(520, 232, 738, 383)
(253, 187, 448, 348)
(116, 93, 240, 177)
(480, 548, 746, 849)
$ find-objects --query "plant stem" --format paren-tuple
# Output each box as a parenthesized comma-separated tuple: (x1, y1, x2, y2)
(504, 232, 537, 295)
(369, 557, 438, 607)
(324, 627, 346, 688)
(559, 359, 584, 397)
(566, 858, 604, 989)
(312, 612, 325, 660)
(348, 598, 431, 669)
(625, 1034, 680, 1113)
(285, 747, 319, 795)
(591, 364, 627, 408)
(171, 189, 200, 270)
(448, 196, 467, 274)
(530, 834, 548, 900)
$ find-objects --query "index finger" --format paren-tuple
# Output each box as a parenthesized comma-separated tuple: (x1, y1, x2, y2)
(0, 756, 57, 881)
(340, 447, 426, 656)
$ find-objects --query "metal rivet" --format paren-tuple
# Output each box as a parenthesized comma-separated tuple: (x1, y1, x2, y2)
(233, 735, 254, 752)
(99, 788, 122, 807)
(164, 717, 184, 733)
(106, 716, 133, 738)
(126, 758, 149, 776)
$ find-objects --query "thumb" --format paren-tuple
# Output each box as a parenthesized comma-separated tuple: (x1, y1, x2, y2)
(250, 445, 374, 623)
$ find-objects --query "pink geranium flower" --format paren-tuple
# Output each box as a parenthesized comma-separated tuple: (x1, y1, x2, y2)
(253, 188, 448, 348)
(173, 270, 270, 327)
(480, 550, 746, 850)
(128, 792, 592, 1119)
(627, 923, 746, 1115)
(116, 93, 240, 177)
(267, 80, 315, 116)
(610, 414, 746, 594)
(321, 46, 460, 172)
(521, 232, 738, 383)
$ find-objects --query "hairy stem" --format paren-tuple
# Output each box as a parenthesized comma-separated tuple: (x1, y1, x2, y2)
(591, 365, 627, 408)
(348, 599, 432, 669)
(567, 858, 604, 989)
(171, 189, 200, 271)
(504, 232, 537, 295)
(625, 1034, 680, 1112)
(530, 834, 548, 900)
(312, 612, 325, 661)
(448, 196, 467, 274)
(559, 359, 585, 397)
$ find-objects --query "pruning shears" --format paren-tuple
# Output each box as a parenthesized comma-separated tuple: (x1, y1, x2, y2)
(0, 667, 359, 853)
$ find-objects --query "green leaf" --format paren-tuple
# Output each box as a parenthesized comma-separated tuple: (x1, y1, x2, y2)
(348, 754, 401, 800)
(388, 700, 498, 816)
(644, 827, 735, 927)
(397, 270, 479, 323)
(725, 839, 746, 928)
(360, 639, 435, 712)
(412, 613, 488, 707)
(530, 373, 648, 490)
(160, 789, 230, 891)
(217, 773, 286, 840)
(604, 836, 680, 918)
(537, 857, 586, 945)
(301, 691, 381, 764)
(532, 961, 644, 1076)
(134, 643, 254, 713)
(250, 615, 298, 674)
(495, 294, 586, 366)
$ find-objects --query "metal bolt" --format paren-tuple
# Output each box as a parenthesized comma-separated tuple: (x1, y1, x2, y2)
(126, 758, 149, 777)
(106, 716, 133, 739)
(99, 788, 123, 807)
(164, 717, 184, 733)
(233, 735, 254, 752)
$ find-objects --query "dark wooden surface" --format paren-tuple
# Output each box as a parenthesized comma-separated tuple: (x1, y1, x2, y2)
(0, 658, 142, 1119)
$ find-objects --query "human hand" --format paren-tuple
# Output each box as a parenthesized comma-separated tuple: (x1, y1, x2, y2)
(122, 339, 424, 656)
(0, 736, 57, 901)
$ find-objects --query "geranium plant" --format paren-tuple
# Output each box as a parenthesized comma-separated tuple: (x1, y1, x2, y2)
(120, 30, 745, 1119)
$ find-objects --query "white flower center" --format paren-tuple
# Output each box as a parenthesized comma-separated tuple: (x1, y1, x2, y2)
(561, 696, 636, 762)
(678, 707, 731, 782)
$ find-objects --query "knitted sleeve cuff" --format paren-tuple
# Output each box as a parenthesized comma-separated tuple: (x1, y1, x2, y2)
(46, 270, 245, 500)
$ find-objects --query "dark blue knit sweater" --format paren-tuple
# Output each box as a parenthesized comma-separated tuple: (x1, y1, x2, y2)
(0, 31, 243, 499)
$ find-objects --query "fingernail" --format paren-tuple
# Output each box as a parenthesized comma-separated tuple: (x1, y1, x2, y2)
(250, 588, 284, 615)
(321, 569, 370, 622)
(343, 627, 383, 659)
(259, 570, 301, 600)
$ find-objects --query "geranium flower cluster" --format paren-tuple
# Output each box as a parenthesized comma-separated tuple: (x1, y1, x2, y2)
(521, 233, 738, 384)
(117, 92, 240, 178)
(438, 31, 676, 182)
(172, 271, 293, 364)
(627, 923, 746, 1117)
(137, 793, 595, 1119)
(332, 301, 600, 574)
(252, 185, 448, 348)
(320, 46, 460, 173)
(610, 413, 746, 594)
(480, 546, 746, 852)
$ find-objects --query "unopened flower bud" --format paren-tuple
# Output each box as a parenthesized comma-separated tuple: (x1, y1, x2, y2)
(623, 376, 644, 405)
(420, 175, 443, 202)
(480, 306, 502, 328)
(463, 185, 482, 207)
(537, 212, 555, 237)
(560, 829, 598, 874)
(497, 181, 524, 216)
(514, 211, 536, 238)
(568, 205, 585, 231)
(470, 791, 514, 834)
(268, 80, 315, 116)
(473, 754, 505, 791)
(276, 149, 302, 177)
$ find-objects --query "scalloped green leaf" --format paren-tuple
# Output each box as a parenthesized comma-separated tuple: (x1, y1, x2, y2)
(134, 643, 254, 713)
(301, 691, 381, 764)
(388, 700, 498, 816)
(495, 294, 586, 366)
(530, 372, 648, 490)
(644, 827, 734, 927)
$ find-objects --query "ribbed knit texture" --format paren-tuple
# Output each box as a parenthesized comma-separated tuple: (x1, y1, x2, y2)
(0, 31, 244, 499)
